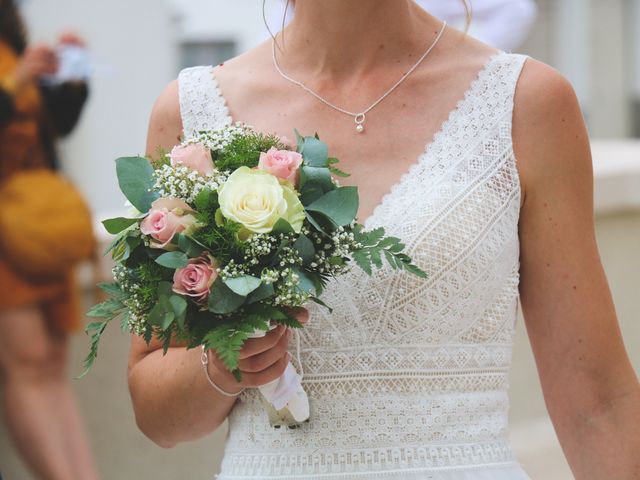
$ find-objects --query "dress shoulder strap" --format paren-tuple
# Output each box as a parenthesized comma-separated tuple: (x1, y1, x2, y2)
(177, 65, 231, 139)
(498, 53, 529, 131)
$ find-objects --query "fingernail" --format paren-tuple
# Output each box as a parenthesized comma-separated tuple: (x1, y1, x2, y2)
(286, 352, 292, 361)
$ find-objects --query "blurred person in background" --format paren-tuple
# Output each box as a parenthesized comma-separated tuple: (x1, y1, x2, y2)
(0, 1, 99, 479)
(268, 0, 538, 52)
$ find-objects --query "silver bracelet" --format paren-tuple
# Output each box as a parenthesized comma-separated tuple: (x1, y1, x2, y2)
(200, 346, 245, 398)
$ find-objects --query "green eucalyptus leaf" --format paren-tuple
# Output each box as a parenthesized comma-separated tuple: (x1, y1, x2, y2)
(291, 267, 319, 296)
(299, 166, 334, 205)
(223, 275, 262, 296)
(169, 295, 187, 321)
(161, 311, 175, 330)
(306, 186, 359, 227)
(245, 282, 275, 304)
(155, 252, 189, 269)
(208, 278, 246, 314)
(299, 135, 329, 167)
(102, 217, 139, 235)
(305, 211, 336, 235)
(176, 234, 207, 258)
(293, 234, 315, 265)
(271, 218, 295, 235)
(115, 156, 159, 212)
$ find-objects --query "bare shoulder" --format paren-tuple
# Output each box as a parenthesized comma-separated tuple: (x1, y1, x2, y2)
(511, 57, 591, 206)
(145, 79, 183, 157)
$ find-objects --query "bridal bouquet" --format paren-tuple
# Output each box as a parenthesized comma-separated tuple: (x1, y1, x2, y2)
(83, 123, 426, 427)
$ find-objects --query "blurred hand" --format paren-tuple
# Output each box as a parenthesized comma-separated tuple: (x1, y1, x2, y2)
(57, 31, 86, 48)
(14, 43, 58, 88)
(207, 307, 310, 393)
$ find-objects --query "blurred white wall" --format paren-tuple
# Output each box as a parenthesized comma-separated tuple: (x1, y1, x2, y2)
(20, 0, 179, 215)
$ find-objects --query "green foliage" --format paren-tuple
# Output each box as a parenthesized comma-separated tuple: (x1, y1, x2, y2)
(271, 218, 295, 235)
(299, 166, 334, 205)
(155, 251, 189, 269)
(352, 226, 428, 278)
(191, 190, 244, 262)
(306, 186, 359, 228)
(79, 297, 126, 378)
(102, 217, 139, 235)
(202, 315, 270, 378)
(223, 275, 262, 296)
(194, 188, 214, 212)
(97, 282, 125, 299)
(132, 261, 168, 314)
(176, 233, 207, 258)
(245, 282, 275, 304)
(86, 298, 125, 319)
(208, 278, 246, 314)
(103, 223, 138, 258)
(77, 320, 109, 379)
(327, 157, 350, 178)
(296, 131, 329, 167)
(292, 234, 315, 266)
(115, 156, 159, 213)
(213, 131, 285, 171)
(149, 147, 171, 169)
(291, 267, 320, 296)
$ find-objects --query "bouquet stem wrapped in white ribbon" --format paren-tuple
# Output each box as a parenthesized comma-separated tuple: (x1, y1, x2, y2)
(248, 323, 309, 427)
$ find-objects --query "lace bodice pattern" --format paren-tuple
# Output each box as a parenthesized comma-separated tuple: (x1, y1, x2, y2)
(178, 51, 531, 480)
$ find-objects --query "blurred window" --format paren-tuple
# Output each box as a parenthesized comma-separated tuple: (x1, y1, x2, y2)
(180, 40, 236, 69)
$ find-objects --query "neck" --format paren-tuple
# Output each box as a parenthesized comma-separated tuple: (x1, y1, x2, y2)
(279, 0, 440, 77)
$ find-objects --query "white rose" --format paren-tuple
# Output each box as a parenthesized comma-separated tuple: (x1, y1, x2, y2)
(218, 167, 305, 236)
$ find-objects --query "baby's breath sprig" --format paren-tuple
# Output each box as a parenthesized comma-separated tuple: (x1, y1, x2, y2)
(153, 164, 226, 204)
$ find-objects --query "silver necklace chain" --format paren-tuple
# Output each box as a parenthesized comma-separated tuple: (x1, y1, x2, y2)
(271, 21, 447, 133)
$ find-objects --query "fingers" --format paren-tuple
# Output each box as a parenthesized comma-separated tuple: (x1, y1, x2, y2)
(58, 31, 85, 47)
(238, 328, 291, 373)
(238, 324, 286, 360)
(238, 351, 290, 388)
(285, 306, 309, 325)
(22, 45, 58, 76)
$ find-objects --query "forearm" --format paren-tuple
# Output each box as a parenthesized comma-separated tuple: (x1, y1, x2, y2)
(128, 345, 238, 448)
(557, 384, 640, 479)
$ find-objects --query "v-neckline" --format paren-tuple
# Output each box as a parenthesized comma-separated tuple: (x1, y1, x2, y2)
(209, 49, 505, 229)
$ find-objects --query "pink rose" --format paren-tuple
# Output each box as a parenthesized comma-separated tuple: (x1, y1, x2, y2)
(140, 197, 197, 249)
(257, 147, 303, 185)
(169, 143, 214, 176)
(172, 256, 218, 303)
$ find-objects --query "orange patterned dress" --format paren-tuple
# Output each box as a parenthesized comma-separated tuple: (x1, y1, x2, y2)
(0, 40, 84, 332)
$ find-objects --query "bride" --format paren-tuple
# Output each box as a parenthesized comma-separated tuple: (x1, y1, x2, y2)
(127, 1, 640, 478)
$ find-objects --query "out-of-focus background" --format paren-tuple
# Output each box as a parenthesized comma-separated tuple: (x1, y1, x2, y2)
(1, 0, 639, 479)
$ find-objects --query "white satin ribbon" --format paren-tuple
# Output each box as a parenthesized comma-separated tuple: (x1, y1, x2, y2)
(249, 325, 309, 422)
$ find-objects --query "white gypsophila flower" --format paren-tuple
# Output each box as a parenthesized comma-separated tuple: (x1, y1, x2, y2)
(184, 123, 252, 153)
(153, 164, 227, 204)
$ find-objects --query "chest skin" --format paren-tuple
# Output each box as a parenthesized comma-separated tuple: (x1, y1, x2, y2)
(211, 48, 500, 224)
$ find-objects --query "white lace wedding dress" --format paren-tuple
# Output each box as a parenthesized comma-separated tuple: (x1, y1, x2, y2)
(178, 50, 532, 479)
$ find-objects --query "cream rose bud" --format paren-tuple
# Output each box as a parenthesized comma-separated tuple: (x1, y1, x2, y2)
(257, 147, 303, 185)
(169, 143, 214, 176)
(140, 197, 197, 249)
(218, 166, 305, 236)
(172, 255, 217, 303)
